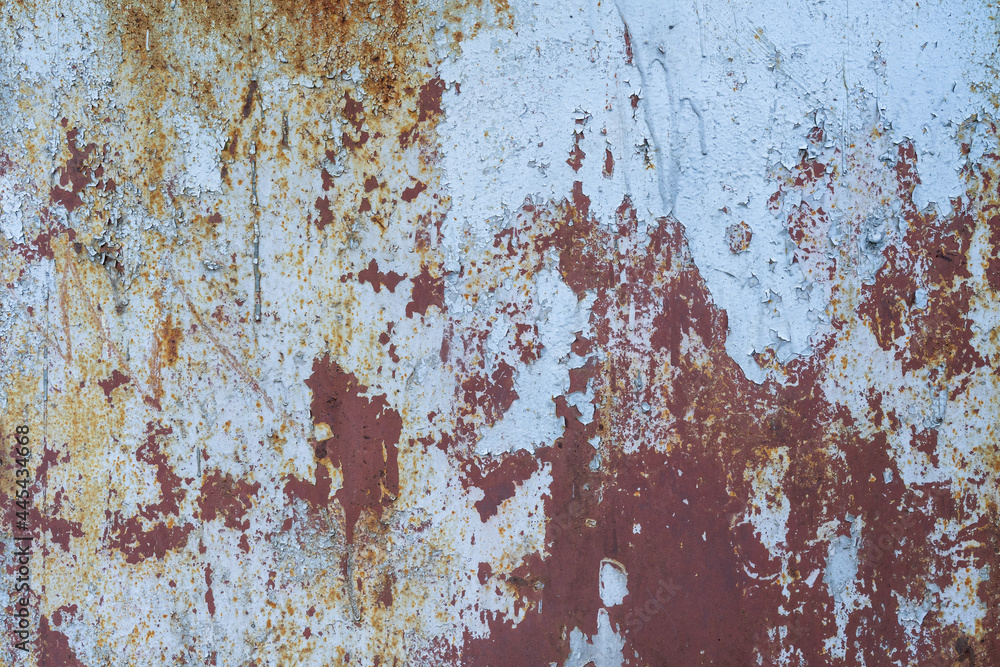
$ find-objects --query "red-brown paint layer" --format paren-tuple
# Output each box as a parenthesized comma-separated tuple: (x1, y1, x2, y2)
(358, 259, 406, 294)
(305, 355, 402, 543)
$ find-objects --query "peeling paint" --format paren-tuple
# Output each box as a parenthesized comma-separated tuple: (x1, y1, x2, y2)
(1, 0, 999, 664)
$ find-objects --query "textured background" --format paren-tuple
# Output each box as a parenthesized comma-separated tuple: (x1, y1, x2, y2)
(1, 0, 999, 664)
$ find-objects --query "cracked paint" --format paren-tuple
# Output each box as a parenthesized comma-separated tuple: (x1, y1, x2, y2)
(1, 0, 999, 664)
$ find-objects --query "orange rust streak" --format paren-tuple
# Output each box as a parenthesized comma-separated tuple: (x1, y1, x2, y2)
(65, 252, 140, 389)
(168, 270, 275, 413)
(10, 298, 68, 362)
(58, 263, 73, 362)
(147, 296, 164, 403)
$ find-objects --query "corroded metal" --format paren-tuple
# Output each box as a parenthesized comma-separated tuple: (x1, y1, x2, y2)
(1, 0, 998, 664)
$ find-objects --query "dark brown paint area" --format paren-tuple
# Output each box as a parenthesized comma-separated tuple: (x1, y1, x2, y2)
(205, 564, 217, 616)
(406, 264, 444, 318)
(199, 470, 261, 531)
(460, 169, 1000, 664)
(304, 355, 402, 543)
(106, 423, 194, 563)
(50, 126, 98, 214)
(860, 141, 985, 382)
(358, 259, 406, 293)
(462, 452, 539, 522)
(567, 131, 585, 172)
(465, 202, 786, 666)
(283, 462, 335, 512)
(11, 223, 77, 267)
(18, 445, 85, 554)
(98, 369, 132, 401)
(39, 616, 86, 666)
(313, 196, 335, 231)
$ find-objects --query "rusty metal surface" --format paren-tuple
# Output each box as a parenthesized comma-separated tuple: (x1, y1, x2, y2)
(0, 0, 998, 664)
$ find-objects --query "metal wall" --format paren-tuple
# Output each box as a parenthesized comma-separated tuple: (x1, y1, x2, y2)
(0, 0, 998, 663)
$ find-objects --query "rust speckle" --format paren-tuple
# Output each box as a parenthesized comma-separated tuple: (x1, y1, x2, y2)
(725, 220, 753, 254)
(159, 314, 183, 367)
(241, 79, 258, 119)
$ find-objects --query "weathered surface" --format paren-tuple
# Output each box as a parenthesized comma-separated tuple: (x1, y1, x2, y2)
(0, 0, 998, 664)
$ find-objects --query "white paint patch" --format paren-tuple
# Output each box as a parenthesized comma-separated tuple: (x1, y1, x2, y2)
(439, 0, 997, 386)
(437, 0, 660, 274)
(937, 563, 991, 636)
(894, 587, 934, 647)
(823, 517, 870, 660)
(565, 608, 626, 667)
(0, 174, 28, 241)
(599, 559, 628, 608)
(744, 446, 791, 553)
(614, 0, 996, 382)
(12, 3, 99, 84)
(476, 268, 595, 455)
(177, 116, 225, 195)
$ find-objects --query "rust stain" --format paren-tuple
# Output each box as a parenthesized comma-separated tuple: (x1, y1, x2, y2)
(1, 0, 998, 664)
